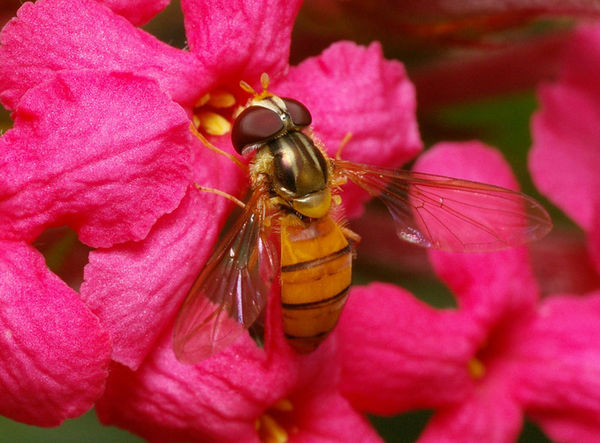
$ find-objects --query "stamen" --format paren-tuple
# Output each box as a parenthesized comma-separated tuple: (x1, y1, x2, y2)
(239, 80, 257, 95)
(272, 399, 293, 412)
(256, 414, 288, 443)
(468, 357, 486, 379)
(260, 72, 270, 91)
(208, 90, 236, 108)
(194, 111, 232, 136)
(194, 93, 211, 108)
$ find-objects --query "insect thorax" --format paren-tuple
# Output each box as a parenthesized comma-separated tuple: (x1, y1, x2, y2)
(251, 131, 332, 219)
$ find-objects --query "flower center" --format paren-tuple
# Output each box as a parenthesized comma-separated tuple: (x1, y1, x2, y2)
(192, 89, 239, 136)
(467, 357, 486, 379)
(255, 398, 297, 443)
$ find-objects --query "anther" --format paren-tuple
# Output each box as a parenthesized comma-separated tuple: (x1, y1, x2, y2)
(207, 90, 236, 108)
(272, 399, 293, 412)
(256, 414, 288, 443)
(194, 111, 232, 136)
(194, 93, 211, 108)
(260, 72, 270, 91)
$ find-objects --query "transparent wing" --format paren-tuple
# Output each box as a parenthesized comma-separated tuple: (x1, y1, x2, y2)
(173, 190, 277, 363)
(335, 160, 552, 252)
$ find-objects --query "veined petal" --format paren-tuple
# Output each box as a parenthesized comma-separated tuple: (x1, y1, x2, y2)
(529, 25, 600, 232)
(419, 388, 523, 443)
(413, 33, 571, 109)
(0, 70, 191, 248)
(81, 155, 238, 369)
(380, 0, 600, 17)
(338, 283, 480, 414)
(81, 129, 245, 369)
(0, 241, 111, 426)
(589, 214, 600, 274)
(273, 41, 422, 217)
(97, 305, 377, 442)
(181, 0, 302, 84)
(513, 292, 600, 442)
(559, 25, 600, 99)
(97, 331, 290, 442)
(530, 82, 600, 231)
(414, 142, 540, 316)
(96, 0, 169, 26)
(290, 390, 381, 443)
(0, 0, 208, 110)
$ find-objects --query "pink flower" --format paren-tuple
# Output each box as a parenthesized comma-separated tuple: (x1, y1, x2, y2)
(97, 286, 381, 442)
(337, 142, 600, 442)
(0, 0, 421, 430)
(530, 23, 600, 276)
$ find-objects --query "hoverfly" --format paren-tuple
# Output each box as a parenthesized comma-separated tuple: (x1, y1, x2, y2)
(173, 75, 552, 363)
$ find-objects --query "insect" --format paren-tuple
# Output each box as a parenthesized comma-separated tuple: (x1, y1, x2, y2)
(172, 75, 552, 363)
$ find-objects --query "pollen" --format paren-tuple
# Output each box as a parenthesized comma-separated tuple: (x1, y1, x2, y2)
(207, 90, 236, 108)
(192, 88, 238, 137)
(272, 398, 294, 412)
(194, 93, 211, 108)
(256, 413, 288, 443)
(468, 357, 486, 379)
(193, 111, 232, 136)
(255, 398, 298, 443)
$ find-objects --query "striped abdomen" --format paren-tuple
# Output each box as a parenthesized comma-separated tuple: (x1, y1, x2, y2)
(280, 214, 352, 353)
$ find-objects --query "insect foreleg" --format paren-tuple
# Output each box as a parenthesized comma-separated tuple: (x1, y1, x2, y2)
(190, 123, 247, 171)
(194, 184, 246, 209)
(340, 226, 361, 246)
(335, 132, 353, 160)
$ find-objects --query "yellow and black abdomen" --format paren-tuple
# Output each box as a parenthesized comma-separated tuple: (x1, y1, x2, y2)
(280, 214, 352, 353)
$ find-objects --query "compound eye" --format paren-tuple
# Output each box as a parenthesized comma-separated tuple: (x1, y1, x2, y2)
(231, 106, 284, 154)
(282, 98, 312, 127)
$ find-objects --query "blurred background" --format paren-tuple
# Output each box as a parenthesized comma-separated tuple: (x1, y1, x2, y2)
(2, 0, 599, 441)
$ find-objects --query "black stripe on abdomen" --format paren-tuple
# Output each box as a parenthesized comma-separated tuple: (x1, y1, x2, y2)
(281, 243, 352, 273)
(281, 284, 350, 310)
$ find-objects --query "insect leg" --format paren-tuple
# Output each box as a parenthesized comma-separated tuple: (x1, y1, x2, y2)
(190, 123, 248, 171)
(335, 132, 353, 160)
(194, 184, 246, 209)
(340, 226, 361, 246)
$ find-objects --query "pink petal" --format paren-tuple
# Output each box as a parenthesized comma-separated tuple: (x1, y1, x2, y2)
(81, 131, 245, 369)
(531, 415, 600, 443)
(0, 70, 191, 248)
(290, 390, 381, 443)
(0, 0, 208, 110)
(97, 331, 291, 442)
(530, 82, 600, 231)
(181, 0, 302, 84)
(589, 217, 600, 274)
(414, 142, 539, 316)
(413, 32, 570, 109)
(82, 181, 226, 367)
(388, 0, 600, 16)
(338, 283, 480, 414)
(512, 292, 600, 442)
(419, 389, 523, 443)
(0, 241, 111, 426)
(97, 310, 377, 442)
(559, 25, 600, 98)
(273, 41, 422, 218)
(96, 0, 169, 26)
(529, 227, 600, 296)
